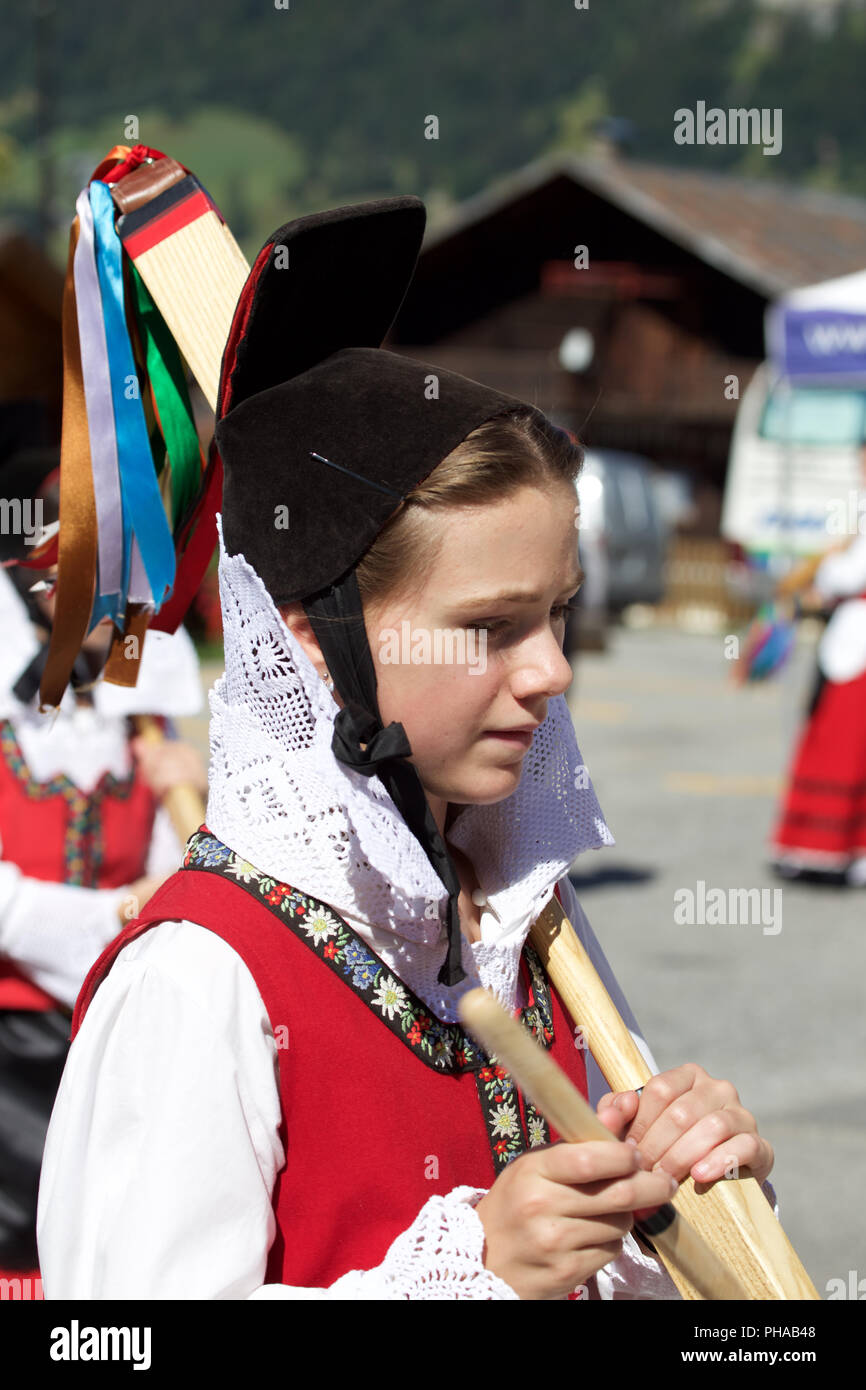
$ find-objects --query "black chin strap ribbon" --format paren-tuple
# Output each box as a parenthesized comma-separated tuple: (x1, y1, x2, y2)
(304, 571, 466, 986)
(331, 703, 412, 775)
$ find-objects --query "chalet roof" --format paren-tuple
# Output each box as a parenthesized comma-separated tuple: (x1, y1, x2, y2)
(423, 152, 866, 298)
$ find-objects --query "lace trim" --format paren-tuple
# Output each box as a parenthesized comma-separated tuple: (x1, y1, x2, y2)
(328, 1187, 520, 1301)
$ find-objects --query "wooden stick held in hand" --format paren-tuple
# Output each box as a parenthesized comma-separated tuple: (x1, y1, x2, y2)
(458, 986, 750, 1301)
(528, 896, 820, 1300)
(132, 715, 207, 844)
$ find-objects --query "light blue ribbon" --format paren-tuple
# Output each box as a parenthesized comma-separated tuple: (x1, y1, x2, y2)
(89, 180, 175, 609)
(73, 189, 126, 628)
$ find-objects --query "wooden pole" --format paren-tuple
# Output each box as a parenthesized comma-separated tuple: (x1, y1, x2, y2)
(529, 895, 820, 1300)
(132, 714, 206, 846)
(458, 987, 750, 1301)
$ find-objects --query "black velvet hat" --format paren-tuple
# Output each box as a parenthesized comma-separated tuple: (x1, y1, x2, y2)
(214, 196, 549, 602)
(214, 197, 557, 986)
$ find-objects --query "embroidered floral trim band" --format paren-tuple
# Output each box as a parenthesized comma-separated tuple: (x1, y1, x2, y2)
(181, 827, 557, 1171)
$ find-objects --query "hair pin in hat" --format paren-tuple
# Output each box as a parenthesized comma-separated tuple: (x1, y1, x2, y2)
(309, 452, 403, 500)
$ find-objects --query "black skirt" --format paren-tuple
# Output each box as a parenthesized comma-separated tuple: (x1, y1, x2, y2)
(0, 1008, 71, 1270)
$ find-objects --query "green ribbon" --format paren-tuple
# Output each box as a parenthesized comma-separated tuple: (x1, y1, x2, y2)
(128, 264, 203, 534)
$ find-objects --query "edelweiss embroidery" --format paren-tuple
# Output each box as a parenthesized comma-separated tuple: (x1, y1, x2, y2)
(181, 826, 556, 1171)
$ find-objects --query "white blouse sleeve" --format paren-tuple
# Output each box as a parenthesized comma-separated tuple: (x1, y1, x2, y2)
(814, 532, 866, 599)
(36, 920, 516, 1301)
(0, 860, 129, 1009)
(0, 798, 180, 1010)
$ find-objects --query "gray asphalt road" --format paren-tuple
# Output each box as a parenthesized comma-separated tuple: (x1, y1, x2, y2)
(566, 621, 865, 1299)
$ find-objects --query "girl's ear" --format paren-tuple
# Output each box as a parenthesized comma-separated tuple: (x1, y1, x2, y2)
(278, 602, 328, 677)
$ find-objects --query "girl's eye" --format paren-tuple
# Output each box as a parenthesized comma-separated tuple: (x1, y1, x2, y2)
(465, 619, 505, 635)
(467, 599, 579, 634)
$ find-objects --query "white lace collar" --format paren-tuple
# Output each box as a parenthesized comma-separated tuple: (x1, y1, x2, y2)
(206, 516, 614, 1018)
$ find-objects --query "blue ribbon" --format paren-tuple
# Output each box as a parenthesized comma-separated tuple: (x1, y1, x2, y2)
(89, 181, 175, 609)
(73, 188, 125, 625)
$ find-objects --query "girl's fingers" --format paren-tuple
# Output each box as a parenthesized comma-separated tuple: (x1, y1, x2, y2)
(534, 1139, 642, 1187)
(571, 1166, 679, 1216)
(529, 1143, 678, 1219)
(557, 1214, 634, 1248)
(645, 1105, 748, 1182)
(689, 1132, 775, 1187)
(624, 1067, 739, 1157)
(632, 1091, 743, 1169)
(596, 1088, 639, 1114)
(643, 1106, 768, 1185)
(596, 1090, 640, 1137)
(618, 1065, 701, 1147)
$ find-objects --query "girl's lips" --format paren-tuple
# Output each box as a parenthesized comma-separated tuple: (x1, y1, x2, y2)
(483, 729, 535, 748)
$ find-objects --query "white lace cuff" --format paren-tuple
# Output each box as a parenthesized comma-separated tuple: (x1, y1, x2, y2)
(250, 1187, 520, 1300)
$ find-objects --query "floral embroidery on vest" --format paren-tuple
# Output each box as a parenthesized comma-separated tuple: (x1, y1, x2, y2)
(0, 719, 137, 885)
(181, 827, 558, 1172)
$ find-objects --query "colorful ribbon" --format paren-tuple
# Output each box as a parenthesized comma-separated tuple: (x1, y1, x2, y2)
(89, 180, 176, 609)
(39, 218, 100, 710)
(40, 144, 222, 705)
(128, 264, 203, 532)
(73, 188, 125, 620)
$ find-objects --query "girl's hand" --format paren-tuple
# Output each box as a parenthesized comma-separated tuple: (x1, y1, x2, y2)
(130, 736, 208, 799)
(596, 1064, 774, 1189)
(474, 1103, 678, 1300)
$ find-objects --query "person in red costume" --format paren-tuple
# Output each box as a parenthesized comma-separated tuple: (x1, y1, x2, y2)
(770, 462, 866, 886)
(0, 422, 206, 1289)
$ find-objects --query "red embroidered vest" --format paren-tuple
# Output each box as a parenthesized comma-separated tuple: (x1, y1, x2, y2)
(73, 827, 590, 1290)
(0, 718, 159, 1011)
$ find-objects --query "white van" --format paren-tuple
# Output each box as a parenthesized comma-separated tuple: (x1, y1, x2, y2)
(721, 366, 866, 560)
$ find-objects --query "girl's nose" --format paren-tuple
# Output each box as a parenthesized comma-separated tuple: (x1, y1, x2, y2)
(509, 632, 573, 702)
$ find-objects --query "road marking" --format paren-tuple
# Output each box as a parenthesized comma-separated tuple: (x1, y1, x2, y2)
(665, 772, 783, 796)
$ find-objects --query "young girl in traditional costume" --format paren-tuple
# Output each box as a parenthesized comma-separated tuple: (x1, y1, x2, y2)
(38, 198, 775, 1299)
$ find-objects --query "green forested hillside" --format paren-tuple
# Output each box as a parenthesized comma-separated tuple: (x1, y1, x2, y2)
(1, 0, 864, 260)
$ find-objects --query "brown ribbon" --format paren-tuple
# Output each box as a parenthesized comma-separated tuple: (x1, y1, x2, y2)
(37, 148, 135, 709)
(38, 218, 99, 711)
(102, 603, 150, 686)
(37, 146, 205, 707)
